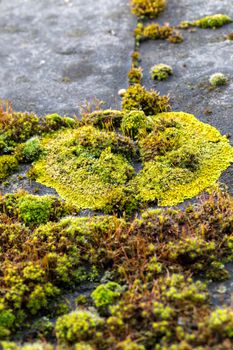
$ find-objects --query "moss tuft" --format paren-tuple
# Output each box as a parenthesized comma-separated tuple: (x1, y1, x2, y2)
(0, 155, 18, 180)
(91, 282, 123, 309)
(29, 127, 137, 214)
(130, 0, 166, 19)
(133, 112, 233, 206)
(150, 64, 173, 81)
(55, 309, 103, 343)
(180, 14, 232, 29)
(122, 84, 170, 116)
(209, 73, 228, 87)
(128, 67, 143, 85)
(193, 14, 232, 29)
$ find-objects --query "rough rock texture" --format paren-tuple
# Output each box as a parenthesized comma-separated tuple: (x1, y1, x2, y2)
(0, 0, 135, 116)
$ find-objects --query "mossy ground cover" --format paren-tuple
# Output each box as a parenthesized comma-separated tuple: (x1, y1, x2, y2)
(27, 109, 233, 210)
(1, 0, 233, 349)
(1, 189, 233, 349)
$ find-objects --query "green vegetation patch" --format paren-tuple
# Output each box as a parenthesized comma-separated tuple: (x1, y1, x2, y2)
(134, 112, 233, 206)
(130, 0, 166, 19)
(150, 63, 173, 81)
(29, 126, 137, 214)
(180, 14, 232, 29)
(30, 110, 233, 210)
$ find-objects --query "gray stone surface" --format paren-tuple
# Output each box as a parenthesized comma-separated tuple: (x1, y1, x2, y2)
(0, 0, 135, 116)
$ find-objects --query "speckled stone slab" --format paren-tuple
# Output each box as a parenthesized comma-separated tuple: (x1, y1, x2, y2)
(0, 0, 135, 116)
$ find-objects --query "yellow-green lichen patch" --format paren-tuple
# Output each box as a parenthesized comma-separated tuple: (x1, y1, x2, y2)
(132, 112, 233, 206)
(29, 126, 137, 214)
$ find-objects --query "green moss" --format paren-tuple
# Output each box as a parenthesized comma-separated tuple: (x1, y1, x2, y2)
(75, 343, 94, 350)
(29, 126, 137, 214)
(128, 67, 143, 85)
(41, 113, 77, 133)
(139, 23, 183, 44)
(0, 111, 39, 146)
(130, 0, 166, 19)
(81, 110, 123, 130)
(0, 310, 15, 339)
(180, 14, 232, 30)
(118, 339, 145, 350)
(209, 73, 227, 87)
(0, 191, 73, 225)
(91, 282, 123, 309)
(193, 14, 232, 29)
(17, 195, 52, 226)
(0, 155, 18, 180)
(0, 343, 53, 350)
(16, 138, 43, 163)
(133, 112, 233, 206)
(55, 309, 103, 343)
(150, 64, 173, 81)
(122, 84, 170, 116)
(121, 110, 151, 139)
(206, 308, 233, 338)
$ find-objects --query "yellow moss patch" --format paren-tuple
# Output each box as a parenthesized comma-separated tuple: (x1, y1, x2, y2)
(133, 112, 233, 206)
(30, 112, 233, 211)
(29, 127, 137, 214)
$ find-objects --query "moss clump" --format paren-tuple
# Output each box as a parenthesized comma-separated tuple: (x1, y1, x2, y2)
(41, 113, 77, 133)
(122, 84, 170, 116)
(121, 110, 151, 139)
(118, 339, 145, 350)
(180, 14, 232, 29)
(150, 64, 173, 81)
(130, 0, 166, 19)
(91, 282, 123, 309)
(128, 67, 143, 85)
(55, 310, 103, 343)
(81, 110, 123, 130)
(0, 191, 73, 226)
(17, 195, 55, 226)
(16, 138, 43, 163)
(30, 110, 233, 210)
(0, 109, 39, 147)
(193, 14, 232, 29)
(206, 308, 233, 338)
(135, 23, 183, 44)
(133, 112, 233, 206)
(0, 155, 18, 180)
(209, 72, 228, 87)
(29, 126, 137, 214)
